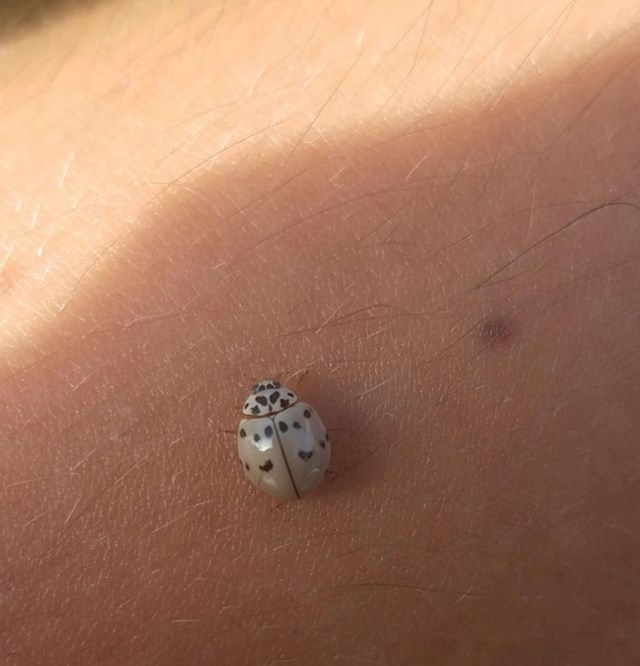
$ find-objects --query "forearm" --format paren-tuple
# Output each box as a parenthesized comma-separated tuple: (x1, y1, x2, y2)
(2, 1, 640, 664)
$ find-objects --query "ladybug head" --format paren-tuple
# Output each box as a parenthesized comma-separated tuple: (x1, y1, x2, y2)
(242, 379, 298, 416)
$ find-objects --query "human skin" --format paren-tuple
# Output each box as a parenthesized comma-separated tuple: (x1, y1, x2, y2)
(1, 0, 640, 664)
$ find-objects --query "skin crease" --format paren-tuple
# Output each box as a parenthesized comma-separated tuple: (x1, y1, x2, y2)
(1, 0, 640, 663)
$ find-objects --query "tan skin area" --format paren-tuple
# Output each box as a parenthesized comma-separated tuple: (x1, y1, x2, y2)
(2, 1, 640, 664)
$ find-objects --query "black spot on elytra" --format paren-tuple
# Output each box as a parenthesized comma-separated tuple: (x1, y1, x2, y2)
(254, 433, 260, 442)
(279, 399, 290, 409)
(287, 392, 294, 397)
(274, 381, 281, 388)
(325, 432, 330, 441)
(319, 440, 326, 449)
(479, 316, 514, 348)
(259, 459, 273, 472)
(251, 405, 261, 415)
(245, 462, 250, 471)
(278, 421, 288, 433)
(244, 402, 249, 409)
(265, 425, 273, 438)
(298, 450, 313, 461)
(270, 391, 280, 404)
(240, 428, 246, 438)
(293, 421, 301, 429)
(255, 395, 268, 406)
(303, 409, 311, 418)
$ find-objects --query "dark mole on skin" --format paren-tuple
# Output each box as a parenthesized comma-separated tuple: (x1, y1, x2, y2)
(479, 315, 514, 348)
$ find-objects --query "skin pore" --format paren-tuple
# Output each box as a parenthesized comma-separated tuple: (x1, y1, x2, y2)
(2, 0, 640, 664)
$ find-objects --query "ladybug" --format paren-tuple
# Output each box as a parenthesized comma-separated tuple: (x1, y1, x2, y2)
(237, 380, 330, 499)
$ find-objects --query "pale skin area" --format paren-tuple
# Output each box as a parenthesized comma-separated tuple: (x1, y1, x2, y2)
(1, 0, 640, 663)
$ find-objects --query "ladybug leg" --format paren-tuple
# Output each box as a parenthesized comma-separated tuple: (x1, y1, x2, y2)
(283, 367, 310, 391)
(325, 468, 341, 482)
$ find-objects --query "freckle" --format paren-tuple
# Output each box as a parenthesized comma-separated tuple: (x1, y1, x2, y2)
(479, 316, 514, 348)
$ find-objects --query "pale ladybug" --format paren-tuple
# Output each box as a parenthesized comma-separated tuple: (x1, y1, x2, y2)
(237, 379, 330, 500)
